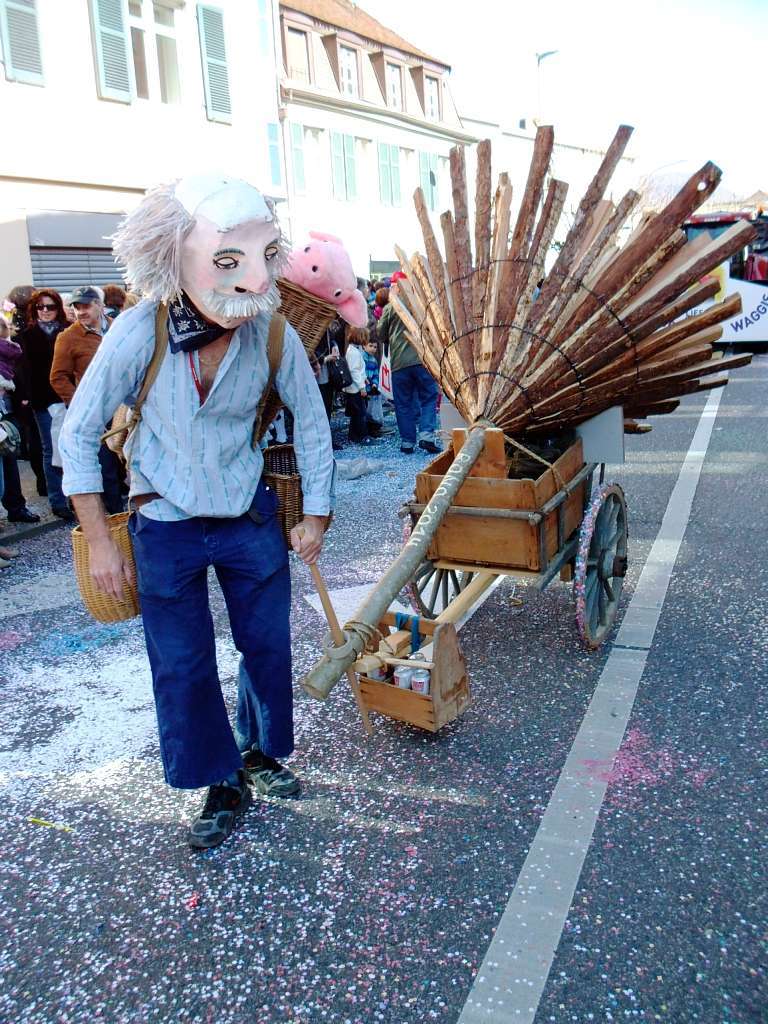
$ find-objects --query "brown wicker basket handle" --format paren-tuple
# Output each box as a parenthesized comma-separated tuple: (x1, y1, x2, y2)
(101, 302, 169, 448)
(251, 312, 286, 448)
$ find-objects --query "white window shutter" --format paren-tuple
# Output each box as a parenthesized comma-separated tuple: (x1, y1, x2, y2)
(88, 0, 132, 102)
(197, 4, 231, 123)
(1, 0, 43, 85)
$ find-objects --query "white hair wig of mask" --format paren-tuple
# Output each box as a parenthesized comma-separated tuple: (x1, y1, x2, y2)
(112, 180, 290, 303)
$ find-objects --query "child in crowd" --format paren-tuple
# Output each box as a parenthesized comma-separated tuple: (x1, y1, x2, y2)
(343, 326, 375, 445)
(362, 334, 383, 436)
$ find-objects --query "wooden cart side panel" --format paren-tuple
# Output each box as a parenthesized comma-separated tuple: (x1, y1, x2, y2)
(416, 439, 585, 512)
(533, 438, 586, 506)
(428, 516, 541, 570)
(418, 474, 539, 511)
(542, 482, 587, 559)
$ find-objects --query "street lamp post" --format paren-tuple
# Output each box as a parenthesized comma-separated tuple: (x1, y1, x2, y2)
(535, 49, 558, 125)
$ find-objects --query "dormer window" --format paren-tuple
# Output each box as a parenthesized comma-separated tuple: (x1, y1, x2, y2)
(339, 45, 358, 98)
(385, 61, 402, 110)
(425, 74, 440, 120)
(286, 26, 310, 83)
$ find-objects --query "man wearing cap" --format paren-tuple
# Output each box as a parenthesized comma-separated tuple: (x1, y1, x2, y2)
(50, 286, 123, 514)
(377, 271, 440, 454)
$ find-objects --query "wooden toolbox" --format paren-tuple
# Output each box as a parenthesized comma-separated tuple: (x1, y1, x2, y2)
(414, 428, 587, 572)
(355, 614, 471, 733)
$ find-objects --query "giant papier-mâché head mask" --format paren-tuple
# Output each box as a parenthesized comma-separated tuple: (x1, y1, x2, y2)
(112, 173, 289, 328)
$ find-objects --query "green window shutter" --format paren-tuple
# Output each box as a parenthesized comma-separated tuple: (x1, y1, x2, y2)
(343, 133, 356, 201)
(331, 131, 346, 200)
(88, 0, 132, 102)
(419, 152, 430, 204)
(378, 142, 391, 206)
(1, 0, 43, 85)
(197, 4, 231, 123)
(291, 123, 305, 194)
(267, 122, 281, 187)
(420, 152, 438, 210)
(390, 145, 401, 206)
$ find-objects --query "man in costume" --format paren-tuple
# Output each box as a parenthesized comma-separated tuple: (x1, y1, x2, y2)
(59, 175, 333, 849)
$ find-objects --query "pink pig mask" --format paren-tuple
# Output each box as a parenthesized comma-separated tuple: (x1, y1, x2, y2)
(285, 232, 368, 328)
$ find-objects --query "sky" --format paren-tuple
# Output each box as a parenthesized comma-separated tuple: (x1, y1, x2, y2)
(362, 0, 765, 197)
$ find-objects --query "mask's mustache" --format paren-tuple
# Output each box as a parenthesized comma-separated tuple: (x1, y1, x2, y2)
(199, 282, 281, 320)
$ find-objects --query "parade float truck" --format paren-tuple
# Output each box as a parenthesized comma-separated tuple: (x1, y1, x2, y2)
(683, 211, 768, 347)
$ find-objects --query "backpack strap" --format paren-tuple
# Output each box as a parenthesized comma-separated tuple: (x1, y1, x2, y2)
(251, 312, 286, 449)
(101, 302, 169, 446)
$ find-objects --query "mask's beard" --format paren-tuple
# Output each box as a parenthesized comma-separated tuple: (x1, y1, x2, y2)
(198, 280, 281, 321)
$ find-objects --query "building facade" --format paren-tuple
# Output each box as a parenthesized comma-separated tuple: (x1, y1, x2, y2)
(0, 0, 283, 298)
(277, 0, 477, 278)
(0, 0, 637, 300)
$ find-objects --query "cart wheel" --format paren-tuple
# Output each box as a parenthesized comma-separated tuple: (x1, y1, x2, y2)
(574, 483, 628, 649)
(401, 517, 475, 619)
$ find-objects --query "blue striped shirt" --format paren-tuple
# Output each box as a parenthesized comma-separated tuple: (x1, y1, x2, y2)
(60, 300, 333, 521)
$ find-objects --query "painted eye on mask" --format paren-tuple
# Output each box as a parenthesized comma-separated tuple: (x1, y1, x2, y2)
(212, 248, 244, 270)
(265, 244, 279, 262)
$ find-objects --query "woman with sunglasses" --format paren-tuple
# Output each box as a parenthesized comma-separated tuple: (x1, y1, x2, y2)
(17, 289, 73, 520)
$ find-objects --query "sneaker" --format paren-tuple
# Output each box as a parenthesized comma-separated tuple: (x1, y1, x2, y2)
(242, 749, 300, 798)
(187, 770, 252, 850)
(418, 439, 441, 454)
(400, 444, 415, 454)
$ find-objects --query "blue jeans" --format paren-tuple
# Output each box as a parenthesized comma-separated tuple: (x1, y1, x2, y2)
(128, 481, 292, 789)
(33, 408, 67, 511)
(392, 364, 438, 447)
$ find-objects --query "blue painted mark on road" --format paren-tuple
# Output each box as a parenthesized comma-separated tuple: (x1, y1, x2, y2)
(36, 621, 137, 659)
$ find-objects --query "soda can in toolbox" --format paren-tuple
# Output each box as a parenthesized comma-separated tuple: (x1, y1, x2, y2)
(394, 666, 413, 689)
(367, 664, 390, 681)
(410, 668, 431, 695)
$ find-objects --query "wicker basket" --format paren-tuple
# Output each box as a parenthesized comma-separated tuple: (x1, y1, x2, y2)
(275, 279, 337, 353)
(72, 512, 141, 623)
(263, 444, 303, 546)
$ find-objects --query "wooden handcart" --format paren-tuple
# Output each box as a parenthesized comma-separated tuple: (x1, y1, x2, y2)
(349, 426, 628, 733)
(301, 126, 752, 731)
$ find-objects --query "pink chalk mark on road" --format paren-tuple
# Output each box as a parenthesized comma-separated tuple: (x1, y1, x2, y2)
(0, 631, 27, 652)
(580, 728, 714, 807)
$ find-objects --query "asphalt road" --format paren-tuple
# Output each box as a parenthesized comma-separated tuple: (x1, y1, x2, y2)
(0, 354, 765, 1023)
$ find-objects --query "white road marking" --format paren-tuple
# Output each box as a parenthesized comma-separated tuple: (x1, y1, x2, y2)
(458, 387, 725, 1023)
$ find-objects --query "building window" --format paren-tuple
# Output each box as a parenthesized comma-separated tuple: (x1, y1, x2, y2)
(127, 0, 180, 103)
(286, 26, 310, 83)
(290, 122, 305, 194)
(256, 0, 269, 57)
(197, 3, 231, 122)
(267, 122, 281, 187)
(378, 142, 401, 207)
(339, 44, 358, 98)
(425, 75, 440, 120)
(385, 61, 402, 110)
(419, 151, 439, 211)
(331, 131, 356, 201)
(0, 0, 44, 85)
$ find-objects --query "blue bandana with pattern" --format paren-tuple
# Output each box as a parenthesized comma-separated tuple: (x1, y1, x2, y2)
(167, 293, 228, 353)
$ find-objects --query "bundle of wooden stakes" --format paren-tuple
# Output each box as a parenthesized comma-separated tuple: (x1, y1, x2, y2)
(390, 125, 755, 435)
